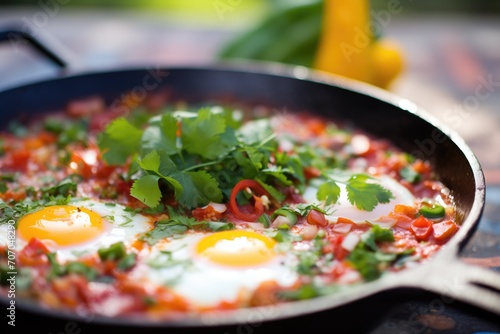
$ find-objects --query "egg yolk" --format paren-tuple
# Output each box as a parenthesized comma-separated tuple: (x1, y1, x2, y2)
(195, 230, 276, 267)
(18, 205, 105, 247)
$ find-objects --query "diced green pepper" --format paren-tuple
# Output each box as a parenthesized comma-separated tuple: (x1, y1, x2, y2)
(419, 204, 445, 219)
(271, 207, 298, 226)
(98, 242, 127, 261)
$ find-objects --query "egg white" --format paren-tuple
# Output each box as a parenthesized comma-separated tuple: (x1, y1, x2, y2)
(303, 175, 416, 223)
(12, 199, 154, 262)
(131, 231, 298, 308)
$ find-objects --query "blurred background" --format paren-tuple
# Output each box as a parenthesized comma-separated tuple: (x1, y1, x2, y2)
(1, 1, 500, 333)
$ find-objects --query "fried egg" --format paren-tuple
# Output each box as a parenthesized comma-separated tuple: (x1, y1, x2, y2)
(303, 175, 416, 223)
(14, 199, 154, 261)
(132, 229, 298, 308)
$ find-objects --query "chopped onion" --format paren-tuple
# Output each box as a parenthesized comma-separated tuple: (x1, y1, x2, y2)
(247, 222, 266, 231)
(341, 233, 360, 251)
(351, 134, 370, 155)
(206, 202, 227, 213)
(300, 225, 318, 240)
(332, 223, 352, 234)
(260, 195, 270, 209)
(371, 218, 397, 229)
(271, 215, 292, 229)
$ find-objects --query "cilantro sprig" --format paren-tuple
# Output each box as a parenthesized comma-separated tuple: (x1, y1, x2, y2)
(316, 172, 394, 212)
(99, 107, 290, 209)
(98, 106, 394, 212)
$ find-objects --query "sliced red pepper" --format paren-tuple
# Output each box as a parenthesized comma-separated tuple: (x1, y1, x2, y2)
(306, 209, 328, 227)
(229, 179, 270, 222)
(410, 215, 433, 241)
(433, 220, 459, 242)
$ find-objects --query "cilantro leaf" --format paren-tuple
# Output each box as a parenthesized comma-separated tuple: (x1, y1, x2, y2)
(237, 118, 273, 145)
(317, 180, 341, 206)
(140, 211, 199, 245)
(181, 108, 234, 159)
(345, 174, 394, 211)
(347, 226, 397, 281)
(256, 178, 285, 202)
(141, 113, 179, 155)
(361, 224, 395, 251)
(207, 221, 235, 231)
(130, 175, 162, 208)
(98, 117, 143, 165)
(133, 150, 184, 207)
(347, 248, 382, 281)
(171, 171, 222, 209)
(141, 224, 188, 245)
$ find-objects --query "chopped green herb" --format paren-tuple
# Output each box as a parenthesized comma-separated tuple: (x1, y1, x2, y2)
(347, 226, 409, 281)
(46, 253, 97, 281)
(98, 242, 127, 261)
(116, 253, 137, 270)
(207, 221, 234, 231)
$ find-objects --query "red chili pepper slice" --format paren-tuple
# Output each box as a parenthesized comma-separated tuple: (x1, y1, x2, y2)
(410, 215, 433, 241)
(229, 179, 269, 222)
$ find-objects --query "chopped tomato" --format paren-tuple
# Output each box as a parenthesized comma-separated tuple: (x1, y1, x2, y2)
(306, 209, 328, 227)
(433, 220, 459, 242)
(229, 179, 270, 222)
(19, 238, 50, 266)
(336, 217, 356, 225)
(393, 204, 417, 218)
(3, 149, 30, 172)
(306, 118, 326, 135)
(410, 216, 433, 241)
(89, 111, 122, 132)
(303, 166, 321, 180)
(249, 280, 281, 307)
(66, 96, 105, 118)
(69, 148, 115, 179)
(412, 160, 431, 174)
(192, 205, 223, 221)
(51, 274, 91, 308)
(324, 235, 348, 260)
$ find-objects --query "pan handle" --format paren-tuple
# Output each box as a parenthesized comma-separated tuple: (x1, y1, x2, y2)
(0, 29, 67, 68)
(0, 28, 68, 68)
(411, 250, 500, 316)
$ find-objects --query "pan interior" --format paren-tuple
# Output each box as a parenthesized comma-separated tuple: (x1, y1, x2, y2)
(0, 65, 485, 329)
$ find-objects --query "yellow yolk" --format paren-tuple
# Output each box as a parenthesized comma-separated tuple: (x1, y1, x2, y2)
(18, 205, 105, 247)
(195, 230, 276, 267)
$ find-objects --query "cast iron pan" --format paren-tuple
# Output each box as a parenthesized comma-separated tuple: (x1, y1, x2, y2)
(0, 29, 499, 333)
